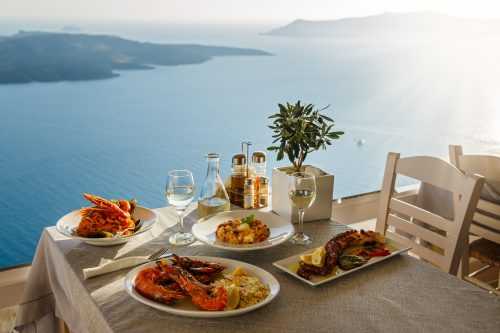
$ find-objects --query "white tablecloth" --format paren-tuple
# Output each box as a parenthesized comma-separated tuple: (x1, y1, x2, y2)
(15, 207, 500, 333)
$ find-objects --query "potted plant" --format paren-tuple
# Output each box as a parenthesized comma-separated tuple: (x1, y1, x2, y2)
(267, 101, 344, 222)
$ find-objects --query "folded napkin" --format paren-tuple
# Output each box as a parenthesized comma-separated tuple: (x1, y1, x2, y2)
(83, 256, 150, 280)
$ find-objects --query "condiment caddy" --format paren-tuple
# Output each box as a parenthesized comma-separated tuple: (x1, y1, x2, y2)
(228, 141, 269, 209)
(196, 142, 269, 219)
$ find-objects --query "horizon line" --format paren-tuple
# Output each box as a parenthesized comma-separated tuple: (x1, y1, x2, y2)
(2, 10, 500, 25)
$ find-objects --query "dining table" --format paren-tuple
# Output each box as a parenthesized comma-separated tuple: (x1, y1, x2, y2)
(15, 205, 500, 333)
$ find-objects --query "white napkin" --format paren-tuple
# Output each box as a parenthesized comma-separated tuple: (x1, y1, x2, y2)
(83, 256, 149, 280)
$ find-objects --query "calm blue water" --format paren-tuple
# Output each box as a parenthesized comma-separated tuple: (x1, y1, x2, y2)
(1, 21, 500, 268)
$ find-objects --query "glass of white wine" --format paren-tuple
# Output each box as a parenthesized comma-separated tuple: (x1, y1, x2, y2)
(166, 169, 195, 246)
(289, 172, 316, 245)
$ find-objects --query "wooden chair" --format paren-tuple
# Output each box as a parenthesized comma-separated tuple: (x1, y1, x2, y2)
(449, 145, 500, 293)
(376, 152, 484, 275)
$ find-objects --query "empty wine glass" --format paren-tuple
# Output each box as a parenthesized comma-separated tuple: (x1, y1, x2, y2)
(289, 172, 316, 245)
(165, 169, 195, 246)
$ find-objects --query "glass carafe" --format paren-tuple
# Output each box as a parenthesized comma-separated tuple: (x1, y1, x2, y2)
(198, 153, 231, 218)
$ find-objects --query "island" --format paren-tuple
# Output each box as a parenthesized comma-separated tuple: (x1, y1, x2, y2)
(266, 12, 500, 38)
(0, 31, 271, 84)
(61, 25, 81, 32)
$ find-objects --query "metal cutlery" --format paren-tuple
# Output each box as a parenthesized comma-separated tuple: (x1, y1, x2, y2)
(148, 247, 169, 260)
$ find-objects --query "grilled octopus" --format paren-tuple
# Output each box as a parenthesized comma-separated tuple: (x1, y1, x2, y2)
(297, 230, 387, 280)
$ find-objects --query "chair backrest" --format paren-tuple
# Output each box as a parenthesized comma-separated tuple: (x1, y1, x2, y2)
(376, 152, 484, 275)
(449, 145, 500, 244)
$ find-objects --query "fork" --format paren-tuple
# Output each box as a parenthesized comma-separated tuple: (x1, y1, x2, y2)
(83, 247, 171, 280)
(148, 247, 170, 261)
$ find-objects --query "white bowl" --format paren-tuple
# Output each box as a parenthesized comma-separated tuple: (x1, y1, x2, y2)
(56, 206, 158, 246)
(124, 256, 280, 318)
(192, 210, 294, 252)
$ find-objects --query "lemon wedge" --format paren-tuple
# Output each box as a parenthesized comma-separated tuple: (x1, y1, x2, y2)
(299, 253, 313, 265)
(232, 267, 247, 276)
(300, 247, 326, 267)
(225, 285, 240, 310)
(311, 246, 326, 267)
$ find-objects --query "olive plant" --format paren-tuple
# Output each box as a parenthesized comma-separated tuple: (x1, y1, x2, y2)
(267, 101, 344, 172)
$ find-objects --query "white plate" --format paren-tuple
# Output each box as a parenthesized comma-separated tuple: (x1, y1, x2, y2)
(273, 238, 410, 287)
(124, 256, 280, 318)
(56, 206, 158, 246)
(192, 210, 294, 252)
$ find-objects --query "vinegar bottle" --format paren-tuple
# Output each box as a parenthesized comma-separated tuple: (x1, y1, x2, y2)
(230, 153, 246, 207)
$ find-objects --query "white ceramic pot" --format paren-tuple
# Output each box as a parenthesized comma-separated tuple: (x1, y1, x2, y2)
(271, 165, 334, 223)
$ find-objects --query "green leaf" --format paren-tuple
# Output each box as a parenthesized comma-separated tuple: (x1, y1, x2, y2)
(277, 150, 284, 161)
(320, 114, 333, 122)
(241, 214, 255, 225)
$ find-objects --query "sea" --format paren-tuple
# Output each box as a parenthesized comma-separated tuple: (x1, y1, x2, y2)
(1, 20, 499, 268)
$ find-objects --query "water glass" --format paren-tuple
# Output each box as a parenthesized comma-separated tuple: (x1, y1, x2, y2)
(166, 169, 195, 246)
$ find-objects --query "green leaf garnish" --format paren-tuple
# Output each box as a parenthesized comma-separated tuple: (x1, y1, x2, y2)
(241, 214, 255, 225)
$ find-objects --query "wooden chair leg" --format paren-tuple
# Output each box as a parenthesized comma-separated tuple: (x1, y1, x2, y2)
(458, 236, 470, 279)
(497, 269, 500, 291)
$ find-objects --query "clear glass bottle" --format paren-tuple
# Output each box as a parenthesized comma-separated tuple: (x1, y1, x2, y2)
(243, 178, 255, 209)
(252, 151, 267, 177)
(230, 153, 246, 207)
(258, 176, 269, 208)
(252, 151, 266, 207)
(198, 153, 231, 218)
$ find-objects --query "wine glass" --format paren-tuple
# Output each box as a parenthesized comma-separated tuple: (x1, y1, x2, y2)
(289, 172, 316, 245)
(165, 169, 195, 246)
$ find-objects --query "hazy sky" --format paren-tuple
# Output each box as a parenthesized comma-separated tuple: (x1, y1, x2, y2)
(2, 0, 500, 23)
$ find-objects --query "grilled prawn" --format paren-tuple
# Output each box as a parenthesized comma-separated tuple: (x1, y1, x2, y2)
(134, 267, 186, 304)
(82, 193, 131, 219)
(170, 254, 225, 283)
(161, 264, 227, 311)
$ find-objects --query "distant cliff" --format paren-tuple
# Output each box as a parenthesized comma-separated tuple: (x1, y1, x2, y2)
(0, 31, 271, 84)
(266, 12, 500, 38)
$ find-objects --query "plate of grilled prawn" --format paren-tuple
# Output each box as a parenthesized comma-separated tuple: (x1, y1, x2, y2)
(273, 230, 410, 286)
(56, 193, 158, 246)
(124, 254, 280, 318)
